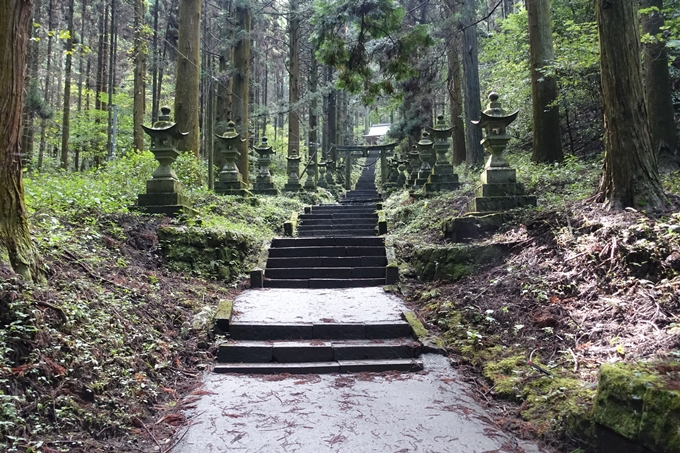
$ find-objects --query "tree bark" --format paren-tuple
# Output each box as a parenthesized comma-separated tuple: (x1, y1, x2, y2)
(640, 0, 678, 170)
(0, 0, 43, 280)
(21, 0, 41, 169)
(288, 0, 300, 158)
(443, 0, 466, 166)
(527, 0, 563, 163)
(38, 0, 56, 170)
(133, 0, 146, 152)
(595, 0, 666, 211)
(175, 0, 201, 155)
(462, 0, 484, 167)
(60, 0, 75, 170)
(233, 3, 250, 181)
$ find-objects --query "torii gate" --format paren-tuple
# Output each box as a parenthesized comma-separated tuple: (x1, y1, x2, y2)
(331, 143, 398, 190)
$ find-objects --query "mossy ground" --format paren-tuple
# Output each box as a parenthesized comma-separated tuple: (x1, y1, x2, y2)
(383, 151, 680, 452)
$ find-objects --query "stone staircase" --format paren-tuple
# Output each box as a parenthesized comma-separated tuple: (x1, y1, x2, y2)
(260, 152, 390, 289)
(217, 155, 420, 375)
(214, 315, 423, 374)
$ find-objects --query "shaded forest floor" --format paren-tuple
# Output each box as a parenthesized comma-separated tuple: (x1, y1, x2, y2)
(0, 151, 679, 452)
(383, 154, 680, 451)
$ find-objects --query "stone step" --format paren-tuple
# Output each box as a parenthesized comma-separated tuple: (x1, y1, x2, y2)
(263, 277, 386, 289)
(266, 256, 387, 268)
(298, 229, 377, 237)
(271, 237, 384, 247)
(268, 246, 386, 258)
(264, 267, 386, 280)
(213, 358, 423, 374)
(228, 320, 411, 340)
(310, 204, 378, 211)
(298, 222, 376, 230)
(299, 213, 378, 220)
(218, 338, 420, 363)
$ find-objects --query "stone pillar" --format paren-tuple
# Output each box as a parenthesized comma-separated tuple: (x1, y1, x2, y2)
(317, 161, 328, 188)
(284, 149, 303, 192)
(427, 114, 461, 192)
(304, 143, 318, 190)
(468, 92, 536, 212)
(214, 121, 249, 196)
(414, 131, 434, 189)
(137, 106, 195, 216)
(252, 136, 279, 195)
(407, 145, 420, 187)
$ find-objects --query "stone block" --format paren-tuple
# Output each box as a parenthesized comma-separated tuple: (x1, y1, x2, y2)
(593, 362, 680, 453)
(467, 195, 537, 213)
(137, 192, 186, 207)
(146, 178, 182, 194)
(250, 268, 264, 288)
(272, 343, 334, 362)
(218, 342, 272, 363)
(481, 167, 516, 184)
(214, 299, 233, 332)
(313, 323, 365, 339)
(475, 183, 526, 198)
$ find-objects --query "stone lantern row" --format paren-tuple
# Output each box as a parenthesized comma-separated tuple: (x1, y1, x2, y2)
(135, 108, 347, 216)
(383, 92, 536, 213)
(136, 93, 536, 217)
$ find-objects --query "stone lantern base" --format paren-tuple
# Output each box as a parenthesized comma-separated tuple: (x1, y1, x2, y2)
(425, 168, 461, 192)
(215, 179, 251, 197)
(252, 178, 279, 195)
(137, 179, 197, 217)
(467, 167, 536, 212)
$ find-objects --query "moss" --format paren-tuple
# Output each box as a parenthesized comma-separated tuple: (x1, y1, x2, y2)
(214, 299, 233, 332)
(593, 362, 680, 452)
(402, 311, 429, 339)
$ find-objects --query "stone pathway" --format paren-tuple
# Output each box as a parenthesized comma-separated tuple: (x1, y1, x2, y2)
(172, 288, 552, 453)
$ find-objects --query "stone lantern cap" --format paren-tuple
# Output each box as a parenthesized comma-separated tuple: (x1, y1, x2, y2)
(287, 149, 300, 160)
(215, 121, 242, 152)
(418, 130, 433, 148)
(472, 92, 519, 134)
(254, 136, 275, 154)
(430, 114, 453, 139)
(142, 106, 188, 144)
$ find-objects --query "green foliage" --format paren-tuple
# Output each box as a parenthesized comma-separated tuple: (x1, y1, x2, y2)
(312, 0, 433, 104)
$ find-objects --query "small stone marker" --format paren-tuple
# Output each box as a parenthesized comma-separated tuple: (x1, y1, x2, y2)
(468, 92, 536, 212)
(252, 136, 279, 195)
(214, 121, 250, 196)
(303, 143, 318, 191)
(137, 106, 195, 217)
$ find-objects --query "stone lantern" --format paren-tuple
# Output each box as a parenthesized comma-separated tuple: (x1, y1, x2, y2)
(304, 143, 318, 191)
(414, 131, 434, 189)
(395, 153, 409, 188)
(324, 159, 336, 186)
(137, 106, 194, 216)
(426, 114, 460, 192)
(467, 92, 536, 212)
(214, 121, 249, 196)
(252, 136, 279, 195)
(317, 160, 328, 189)
(284, 149, 303, 192)
(407, 145, 420, 186)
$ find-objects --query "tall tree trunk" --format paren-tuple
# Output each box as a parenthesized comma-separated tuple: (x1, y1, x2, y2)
(77, 0, 86, 112)
(444, 0, 466, 166)
(327, 67, 337, 161)
(151, 0, 160, 122)
(308, 45, 318, 183)
(175, 0, 201, 155)
(21, 0, 41, 169)
(595, 0, 666, 211)
(527, 0, 563, 163)
(0, 0, 43, 280)
(287, 0, 300, 158)
(462, 0, 484, 167)
(106, 0, 116, 160)
(60, 0, 75, 170)
(133, 0, 146, 151)
(233, 3, 250, 180)
(38, 0, 56, 171)
(641, 0, 678, 170)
